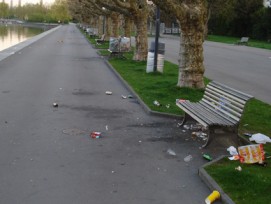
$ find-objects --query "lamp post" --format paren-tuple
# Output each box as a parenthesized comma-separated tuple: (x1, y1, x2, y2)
(153, 7, 160, 72)
(102, 7, 106, 35)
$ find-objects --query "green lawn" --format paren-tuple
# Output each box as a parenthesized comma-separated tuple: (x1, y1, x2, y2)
(207, 35, 271, 50)
(205, 157, 271, 204)
(81, 26, 271, 203)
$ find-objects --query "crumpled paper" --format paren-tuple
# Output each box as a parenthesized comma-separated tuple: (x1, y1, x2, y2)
(227, 146, 239, 155)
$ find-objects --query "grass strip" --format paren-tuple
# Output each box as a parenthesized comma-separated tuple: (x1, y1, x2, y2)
(207, 35, 271, 50)
(205, 157, 271, 204)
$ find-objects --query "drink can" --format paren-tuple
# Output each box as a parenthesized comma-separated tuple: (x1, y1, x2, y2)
(91, 131, 101, 138)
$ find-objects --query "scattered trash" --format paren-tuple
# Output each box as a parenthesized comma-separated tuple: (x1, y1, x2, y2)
(192, 131, 208, 140)
(177, 123, 182, 127)
(153, 100, 161, 106)
(227, 146, 239, 156)
(243, 132, 252, 137)
(238, 144, 265, 164)
(53, 103, 58, 107)
(184, 155, 192, 162)
(90, 131, 102, 139)
(176, 99, 187, 103)
(105, 125, 108, 131)
(228, 155, 240, 161)
(183, 125, 190, 130)
(205, 190, 220, 204)
(166, 104, 170, 109)
(235, 166, 242, 171)
(203, 154, 212, 161)
(190, 124, 203, 131)
(249, 133, 271, 144)
(106, 91, 112, 95)
(167, 149, 176, 156)
(127, 95, 133, 98)
(121, 95, 127, 99)
(138, 140, 142, 143)
(257, 162, 268, 167)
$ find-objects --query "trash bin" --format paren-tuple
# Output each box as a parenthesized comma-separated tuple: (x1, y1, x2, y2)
(146, 41, 165, 73)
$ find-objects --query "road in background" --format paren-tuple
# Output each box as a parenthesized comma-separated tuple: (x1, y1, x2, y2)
(149, 36, 271, 104)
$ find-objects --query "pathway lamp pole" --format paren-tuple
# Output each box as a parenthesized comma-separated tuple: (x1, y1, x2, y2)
(153, 7, 160, 72)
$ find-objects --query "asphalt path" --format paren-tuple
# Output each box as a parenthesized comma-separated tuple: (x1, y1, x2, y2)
(150, 36, 271, 104)
(0, 24, 225, 204)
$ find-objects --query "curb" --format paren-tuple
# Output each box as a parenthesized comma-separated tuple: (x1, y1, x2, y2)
(199, 155, 235, 204)
(102, 58, 182, 120)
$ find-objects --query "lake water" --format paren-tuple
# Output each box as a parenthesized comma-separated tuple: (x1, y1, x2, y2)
(0, 25, 43, 52)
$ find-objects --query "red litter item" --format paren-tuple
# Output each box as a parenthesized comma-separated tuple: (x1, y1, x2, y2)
(91, 132, 101, 139)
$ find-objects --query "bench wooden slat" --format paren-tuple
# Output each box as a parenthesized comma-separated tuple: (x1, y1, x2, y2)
(205, 88, 245, 109)
(177, 101, 235, 126)
(211, 81, 253, 101)
(204, 90, 244, 113)
(179, 102, 217, 125)
(203, 94, 243, 119)
(176, 102, 209, 127)
(201, 97, 241, 122)
(188, 102, 234, 125)
(200, 100, 238, 125)
(206, 85, 247, 106)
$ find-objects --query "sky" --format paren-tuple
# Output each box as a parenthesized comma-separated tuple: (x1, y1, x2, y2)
(4, 0, 55, 6)
(22, 0, 55, 4)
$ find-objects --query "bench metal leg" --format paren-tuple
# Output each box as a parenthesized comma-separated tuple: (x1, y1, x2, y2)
(202, 126, 239, 148)
(179, 112, 194, 126)
(202, 127, 213, 148)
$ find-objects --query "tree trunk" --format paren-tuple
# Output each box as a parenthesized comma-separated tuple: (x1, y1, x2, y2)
(98, 16, 103, 35)
(133, 13, 148, 61)
(105, 16, 111, 40)
(124, 16, 132, 38)
(177, 19, 206, 88)
(111, 12, 120, 37)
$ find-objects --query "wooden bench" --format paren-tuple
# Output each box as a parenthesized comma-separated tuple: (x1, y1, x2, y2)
(236, 37, 249, 45)
(107, 49, 125, 59)
(95, 34, 105, 45)
(176, 81, 253, 147)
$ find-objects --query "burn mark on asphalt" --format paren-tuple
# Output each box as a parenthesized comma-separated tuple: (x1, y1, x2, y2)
(72, 89, 96, 96)
(61, 104, 129, 119)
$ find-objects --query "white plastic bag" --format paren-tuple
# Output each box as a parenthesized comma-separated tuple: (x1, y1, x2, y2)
(227, 146, 238, 155)
(249, 133, 271, 144)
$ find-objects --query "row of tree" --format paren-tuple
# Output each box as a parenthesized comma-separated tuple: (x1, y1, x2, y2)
(68, 0, 208, 89)
(0, 0, 71, 23)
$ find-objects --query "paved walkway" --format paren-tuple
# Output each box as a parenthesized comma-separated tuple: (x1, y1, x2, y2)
(0, 24, 225, 204)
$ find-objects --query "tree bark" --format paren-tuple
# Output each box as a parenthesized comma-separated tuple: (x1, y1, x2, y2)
(151, 0, 207, 88)
(133, 12, 148, 61)
(111, 12, 120, 37)
(124, 16, 132, 38)
(178, 24, 205, 88)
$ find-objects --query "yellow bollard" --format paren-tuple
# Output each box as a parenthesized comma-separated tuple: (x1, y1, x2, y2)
(205, 190, 220, 204)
